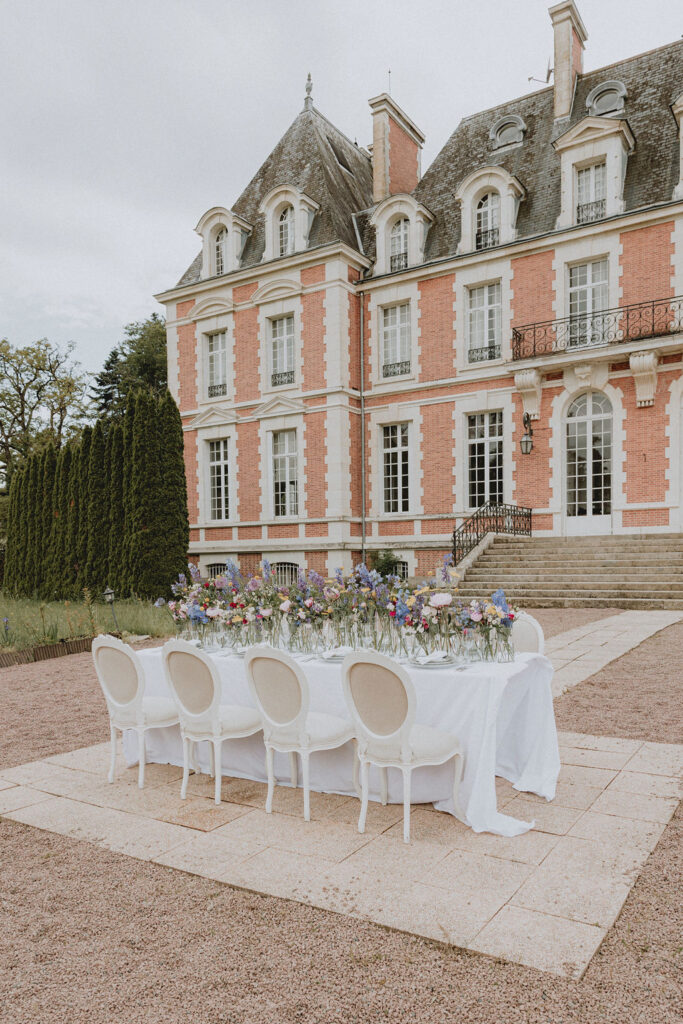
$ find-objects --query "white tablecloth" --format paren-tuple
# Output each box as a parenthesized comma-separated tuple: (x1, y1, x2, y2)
(123, 649, 560, 837)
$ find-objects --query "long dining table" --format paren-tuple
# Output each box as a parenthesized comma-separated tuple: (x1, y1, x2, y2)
(123, 647, 560, 837)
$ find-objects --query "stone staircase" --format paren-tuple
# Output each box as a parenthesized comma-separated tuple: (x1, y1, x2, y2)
(457, 534, 683, 609)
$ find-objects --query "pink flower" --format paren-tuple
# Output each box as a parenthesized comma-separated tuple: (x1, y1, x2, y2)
(470, 610, 483, 622)
(205, 607, 220, 618)
(279, 600, 291, 612)
(304, 598, 314, 608)
(260, 607, 273, 617)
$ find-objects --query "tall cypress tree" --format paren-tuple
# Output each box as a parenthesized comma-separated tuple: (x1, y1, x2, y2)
(39, 444, 57, 598)
(75, 426, 92, 591)
(24, 454, 41, 595)
(48, 445, 68, 597)
(3, 467, 20, 591)
(126, 390, 162, 598)
(85, 420, 109, 594)
(120, 394, 136, 596)
(65, 436, 82, 596)
(108, 422, 125, 594)
(157, 390, 190, 594)
(14, 467, 28, 593)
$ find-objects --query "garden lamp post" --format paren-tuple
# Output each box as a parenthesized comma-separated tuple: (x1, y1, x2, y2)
(519, 412, 534, 455)
(103, 586, 120, 632)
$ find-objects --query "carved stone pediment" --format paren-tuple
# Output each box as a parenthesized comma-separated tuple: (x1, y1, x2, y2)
(629, 350, 659, 407)
(514, 368, 542, 420)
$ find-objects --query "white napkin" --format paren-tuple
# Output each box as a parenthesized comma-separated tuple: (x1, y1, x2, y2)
(412, 650, 452, 666)
(321, 646, 354, 660)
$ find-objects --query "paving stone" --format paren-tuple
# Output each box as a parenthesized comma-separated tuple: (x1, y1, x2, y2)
(504, 796, 584, 835)
(0, 759, 58, 786)
(5, 795, 191, 861)
(214, 808, 373, 862)
(510, 836, 633, 928)
(558, 746, 633, 771)
(0, 779, 17, 792)
(590, 788, 679, 825)
(624, 742, 683, 778)
(607, 770, 682, 800)
(556, 732, 644, 755)
(153, 829, 266, 878)
(340, 834, 452, 878)
(0, 786, 52, 814)
(559, 764, 619, 789)
(224, 847, 338, 903)
(468, 904, 606, 978)
(568, 811, 666, 875)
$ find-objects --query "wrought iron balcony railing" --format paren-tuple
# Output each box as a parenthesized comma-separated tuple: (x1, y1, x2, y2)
(208, 383, 227, 398)
(271, 370, 295, 387)
(453, 502, 532, 565)
(390, 252, 408, 272)
(382, 359, 411, 378)
(576, 199, 606, 224)
(512, 295, 683, 361)
(468, 343, 502, 363)
(475, 227, 499, 250)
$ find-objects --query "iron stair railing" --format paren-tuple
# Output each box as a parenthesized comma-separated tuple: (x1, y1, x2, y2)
(452, 502, 532, 565)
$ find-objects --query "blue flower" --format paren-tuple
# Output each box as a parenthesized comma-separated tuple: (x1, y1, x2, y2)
(491, 588, 509, 613)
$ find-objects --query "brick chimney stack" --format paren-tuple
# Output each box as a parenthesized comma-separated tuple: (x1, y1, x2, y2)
(549, 0, 588, 120)
(368, 94, 425, 203)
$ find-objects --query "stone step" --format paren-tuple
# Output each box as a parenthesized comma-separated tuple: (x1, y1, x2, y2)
(476, 555, 683, 566)
(464, 575, 683, 589)
(455, 594, 683, 609)
(461, 581, 683, 594)
(486, 542, 683, 554)
(487, 534, 682, 544)
(470, 563, 683, 573)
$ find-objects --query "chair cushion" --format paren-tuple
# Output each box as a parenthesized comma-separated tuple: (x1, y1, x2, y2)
(305, 711, 353, 748)
(409, 723, 460, 764)
(141, 697, 179, 725)
(219, 704, 262, 735)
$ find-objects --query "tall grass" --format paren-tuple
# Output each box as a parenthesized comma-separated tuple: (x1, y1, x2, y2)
(0, 594, 175, 650)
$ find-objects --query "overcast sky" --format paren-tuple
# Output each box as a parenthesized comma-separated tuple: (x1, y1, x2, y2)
(2, 0, 681, 376)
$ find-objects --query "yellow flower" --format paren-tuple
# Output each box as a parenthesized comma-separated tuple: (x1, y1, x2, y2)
(406, 596, 416, 608)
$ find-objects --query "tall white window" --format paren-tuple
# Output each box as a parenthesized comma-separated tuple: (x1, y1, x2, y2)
(270, 315, 295, 387)
(390, 218, 409, 272)
(383, 423, 410, 513)
(566, 392, 612, 518)
(215, 228, 227, 276)
(272, 430, 298, 517)
(568, 259, 608, 347)
(208, 439, 230, 520)
(476, 193, 500, 249)
(382, 303, 411, 378)
(278, 206, 294, 256)
(468, 412, 503, 508)
(207, 332, 227, 397)
(468, 283, 502, 362)
(576, 163, 606, 223)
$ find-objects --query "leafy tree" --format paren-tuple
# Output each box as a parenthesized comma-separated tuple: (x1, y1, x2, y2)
(91, 314, 167, 417)
(23, 455, 41, 594)
(39, 444, 57, 597)
(126, 390, 163, 597)
(85, 420, 109, 593)
(49, 444, 72, 597)
(107, 423, 126, 593)
(0, 338, 90, 485)
(65, 438, 81, 595)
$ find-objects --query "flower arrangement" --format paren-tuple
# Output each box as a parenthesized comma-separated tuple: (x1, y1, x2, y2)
(168, 556, 517, 663)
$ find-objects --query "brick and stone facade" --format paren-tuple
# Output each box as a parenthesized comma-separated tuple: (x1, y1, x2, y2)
(156, 1, 683, 579)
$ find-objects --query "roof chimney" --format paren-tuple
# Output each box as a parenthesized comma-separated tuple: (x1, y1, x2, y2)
(368, 94, 425, 203)
(549, 1, 587, 120)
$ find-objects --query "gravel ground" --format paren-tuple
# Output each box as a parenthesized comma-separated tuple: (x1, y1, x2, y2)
(0, 618, 681, 1023)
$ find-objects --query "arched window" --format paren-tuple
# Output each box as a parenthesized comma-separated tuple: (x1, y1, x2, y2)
(271, 561, 300, 586)
(586, 81, 627, 117)
(214, 227, 227, 276)
(476, 193, 500, 250)
(390, 218, 409, 272)
(489, 114, 526, 150)
(278, 206, 295, 256)
(566, 392, 612, 519)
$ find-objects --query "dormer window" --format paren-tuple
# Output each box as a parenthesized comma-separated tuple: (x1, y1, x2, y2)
(476, 193, 500, 250)
(586, 81, 627, 118)
(214, 227, 227, 276)
(576, 162, 606, 223)
(390, 218, 409, 271)
(489, 114, 526, 150)
(279, 206, 295, 256)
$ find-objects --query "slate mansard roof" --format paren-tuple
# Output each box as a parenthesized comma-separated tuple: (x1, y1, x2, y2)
(175, 39, 683, 289)
(176, 107, 373, 286)
(413, 39, 683, 266)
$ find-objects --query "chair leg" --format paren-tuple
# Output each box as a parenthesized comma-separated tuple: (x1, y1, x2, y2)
(213, 740, 222, 805)
(380, 766, 388, 806)
(289, 751, 298, 789)
(402, 767, 412, 844)
(181, 737, 190, 799)
(137, 731, 146, 789)
(358, 760, 369, 835)
(208, 740, 215, 779)
(265, 746, 275, 814)
(301, 752, 310, 822)
(352, 741, 361, 798)
(108, 723, 117, 784)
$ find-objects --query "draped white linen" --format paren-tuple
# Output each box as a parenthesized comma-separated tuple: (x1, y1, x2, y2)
(123, 649, 560, 837)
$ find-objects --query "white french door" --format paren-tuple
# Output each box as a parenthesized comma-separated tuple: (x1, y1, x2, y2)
(564, 391, 613, 535)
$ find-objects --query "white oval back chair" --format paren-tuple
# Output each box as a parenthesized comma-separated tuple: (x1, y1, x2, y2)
(162, 639, 262, 804)
(342, 651, 464, 844)
(92, 634, 178, 788)
(244, 645, 355, 821)
(511, 611, 545, 655)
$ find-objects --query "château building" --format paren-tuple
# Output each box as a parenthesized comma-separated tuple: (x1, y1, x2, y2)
(156, 1, 683, 583)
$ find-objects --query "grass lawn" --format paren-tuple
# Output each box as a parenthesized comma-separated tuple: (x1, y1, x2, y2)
(0, 594, 173, 650)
